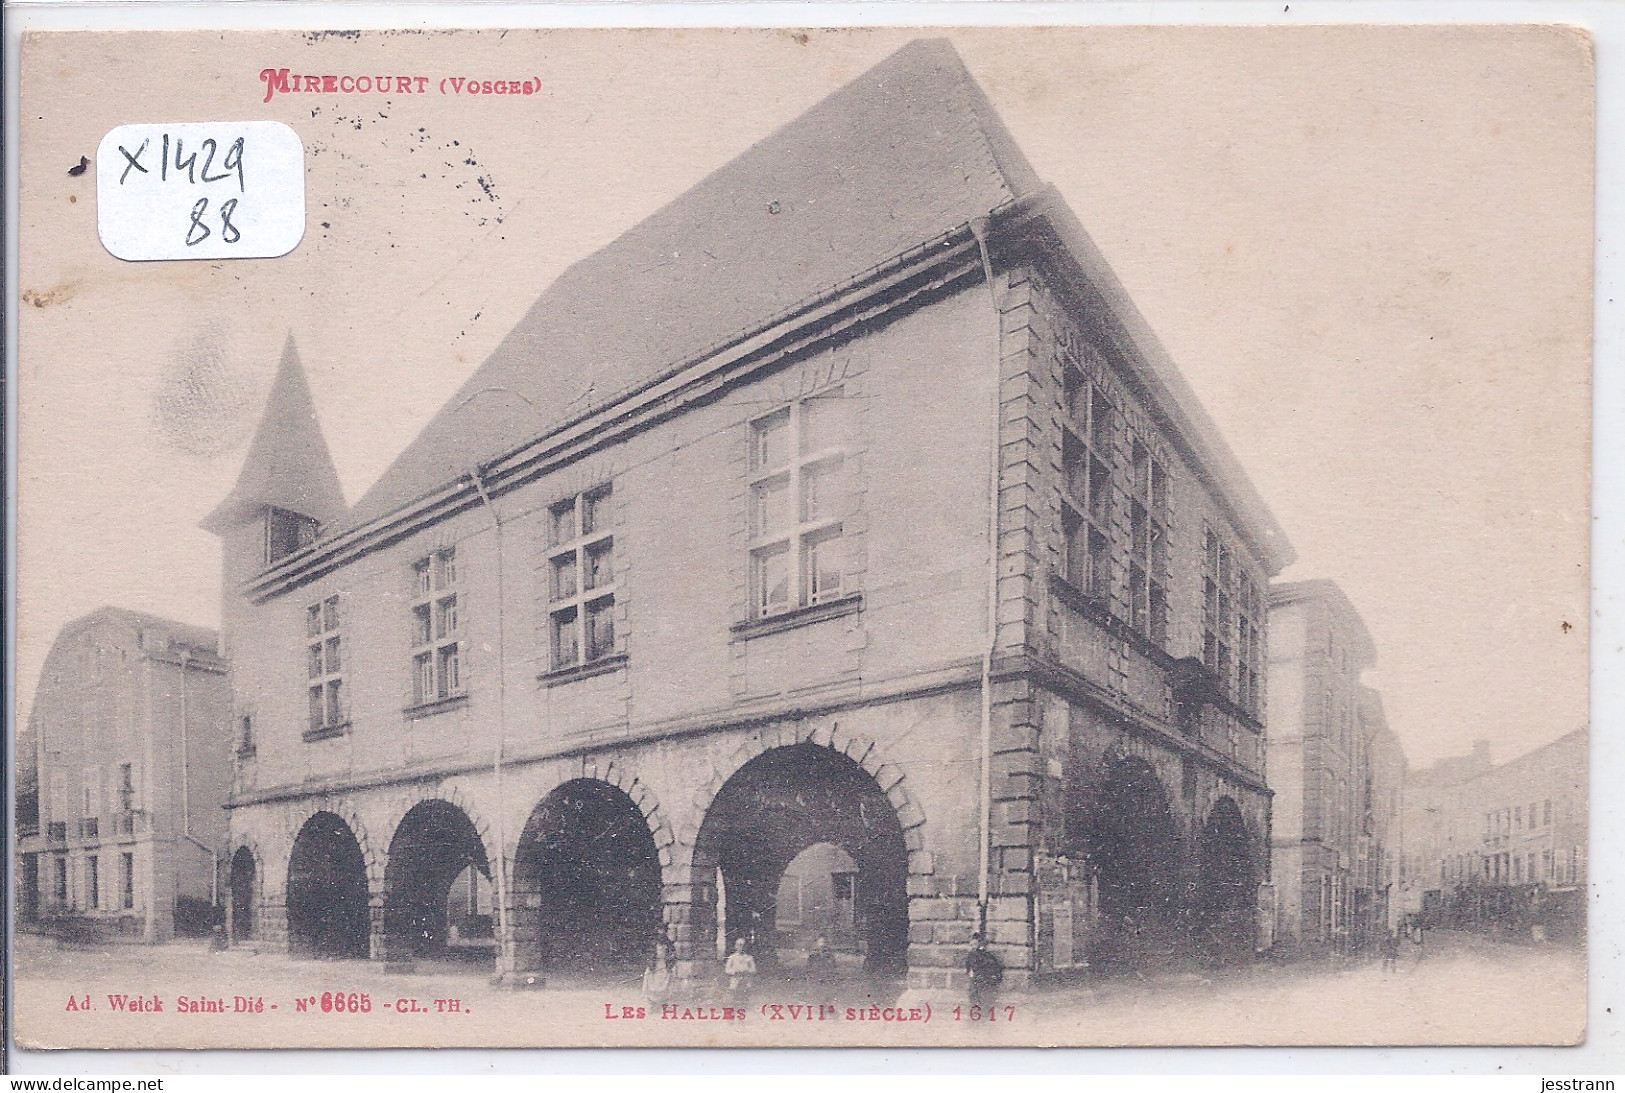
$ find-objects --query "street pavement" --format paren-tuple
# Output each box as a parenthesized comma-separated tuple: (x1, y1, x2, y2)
(10, 929, 1585, 1049)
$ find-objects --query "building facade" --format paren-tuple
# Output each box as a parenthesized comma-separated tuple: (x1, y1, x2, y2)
(1403, 729, 1587, 942)
(1363, 692, 1408, 935)
(1266, 581, 1405, 953)
(212, 40, 1291, 993)
(15, 608, 231, 942)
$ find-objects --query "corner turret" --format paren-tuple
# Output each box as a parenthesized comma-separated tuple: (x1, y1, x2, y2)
(203, 334, 346, 582)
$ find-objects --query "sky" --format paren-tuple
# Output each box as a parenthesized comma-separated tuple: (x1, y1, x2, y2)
(14, 25, 1593, 769)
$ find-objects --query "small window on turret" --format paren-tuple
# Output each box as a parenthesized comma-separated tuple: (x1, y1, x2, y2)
(265, 507, 319, 565)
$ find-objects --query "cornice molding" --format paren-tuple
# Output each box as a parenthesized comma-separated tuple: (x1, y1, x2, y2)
(241, 211, 1017, 605)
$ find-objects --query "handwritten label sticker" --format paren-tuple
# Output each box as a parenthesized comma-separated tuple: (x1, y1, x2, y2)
(97, 121, 305, 261)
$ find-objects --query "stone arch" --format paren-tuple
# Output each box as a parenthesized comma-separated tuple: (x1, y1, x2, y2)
(687, 720, 929, 858)
(1083, 751, 1183, 975)
(574, 756, 678, 869)
(685, 725, 923, 980)
(374, 782, 499, 868)
(227, 832, 265, 886)
(227, 842, 262, 944)
(286, 811, 371, 959)
(287, 798, 382, 892)
(381, 798, 495, 961)
(1195, 795, 1255, 964)
(511, 774, 667, 979)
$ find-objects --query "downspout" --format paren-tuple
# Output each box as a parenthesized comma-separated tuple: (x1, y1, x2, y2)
(142, 658, 157, 939)
(468, 465, 512, 976)
(179, 651, 189, 836)
(970, 216, 1000, 932)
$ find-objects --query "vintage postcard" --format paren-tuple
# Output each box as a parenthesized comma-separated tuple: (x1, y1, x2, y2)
(11, 25, 1592, 1049)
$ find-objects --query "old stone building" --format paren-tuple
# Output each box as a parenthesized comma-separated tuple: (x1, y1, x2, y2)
(1266, 581, 1406, 953)
(210, 39, 1291, 993)
(1403, 728, 1587, 942)
(15, 608, 231, 941)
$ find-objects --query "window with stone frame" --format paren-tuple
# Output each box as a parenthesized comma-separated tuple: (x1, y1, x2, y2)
(1203, 529, 1232, 693)
(411, 547, 464, 705)
(1203, 528, 1263, 714)
(305, 594, 346, 735)
(1127, 438, 1171, 644)
(1059, 366, 1114, 604)
(747, 388, 856, 618)
(1236, 568, 1262, 713)
(548, 486, 617, 669)
(265, 506, 319, 566)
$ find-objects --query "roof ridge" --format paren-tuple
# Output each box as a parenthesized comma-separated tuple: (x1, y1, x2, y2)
(57, 605, 221, 646)
(340, 37, 1027, 531)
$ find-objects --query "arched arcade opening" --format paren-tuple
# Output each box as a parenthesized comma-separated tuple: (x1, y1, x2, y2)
(1083, 755, 1182, 974)
(229, 846, 257, 943)
(692, 743, 909, 984)
(382, 800, 493, 963)
(1195, 796, 1254, 965)
(286, 812, 370, 959)
(512, 779, 664, 980)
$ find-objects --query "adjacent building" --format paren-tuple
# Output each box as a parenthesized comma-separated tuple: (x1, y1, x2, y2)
(15, 608, 231, 941)
(1266, 581, 1405, 953)
(1403, 728, 1587, 942)
(211, 40, 1292, 993)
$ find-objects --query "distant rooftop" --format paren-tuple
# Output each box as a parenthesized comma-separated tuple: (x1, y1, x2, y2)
(56, 605, 222, 661)
(1269, 578, 1376, 667)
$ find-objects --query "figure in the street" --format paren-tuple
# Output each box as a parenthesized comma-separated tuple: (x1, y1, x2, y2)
(804, 935, 835, 981)
(724, 937, 758, 1003)
(643, 937, 674, 1004)
(1380, 927, 1401, 973)
(965, 931, 1004, 1011)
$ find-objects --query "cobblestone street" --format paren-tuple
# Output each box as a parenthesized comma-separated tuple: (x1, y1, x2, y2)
(12, 929, 1585, 1049)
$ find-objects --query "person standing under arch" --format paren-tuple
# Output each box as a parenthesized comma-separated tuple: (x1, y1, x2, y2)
(724, 937, 758, 1004)
(965, 932, 1004, 1011)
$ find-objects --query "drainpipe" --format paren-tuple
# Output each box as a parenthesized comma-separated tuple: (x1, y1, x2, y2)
(143, 658, 157, 940)
(179, 651, 189, 836)
(970, 215, 1000, 933)
(468, 464, 512, 976)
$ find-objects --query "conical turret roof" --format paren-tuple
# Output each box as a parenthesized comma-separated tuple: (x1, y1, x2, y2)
(202, 334, 347, 534)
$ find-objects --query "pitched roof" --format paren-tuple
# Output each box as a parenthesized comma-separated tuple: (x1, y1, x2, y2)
(1270, 578, 1376, 665)
(63, 605, 222, 659)
(342, 37, 1040, 529)
(202, 334, 348, 534)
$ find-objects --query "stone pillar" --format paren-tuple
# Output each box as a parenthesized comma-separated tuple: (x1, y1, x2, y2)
(368, 890, 387, 961)
(904, 871, 980, 996)
(671, 857, 720, 986)
(494, 860, 518, 977)
(984, 894, 1034, 990)
(260, 898, 288, 951)
(988, 679, 1040, 989)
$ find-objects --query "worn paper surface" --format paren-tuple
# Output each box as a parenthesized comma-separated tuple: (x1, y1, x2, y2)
(13, 26, 1592, 1049)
